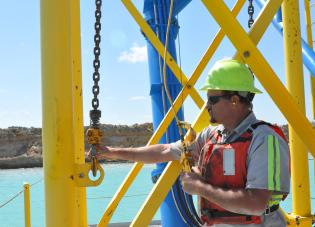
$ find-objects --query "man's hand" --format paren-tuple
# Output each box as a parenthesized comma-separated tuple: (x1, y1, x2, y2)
(180, 166, 204, 195)
(88, 145, 113, 160)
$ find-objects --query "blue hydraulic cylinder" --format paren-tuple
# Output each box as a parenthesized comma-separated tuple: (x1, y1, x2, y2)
(255, 0, 315, 78)
(143, 0, 192, 227)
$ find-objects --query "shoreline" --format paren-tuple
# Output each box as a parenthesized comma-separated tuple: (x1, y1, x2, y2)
(2, 122, 306, 169)
(0, 155, 132, 169)
(0, 123, 153, 169)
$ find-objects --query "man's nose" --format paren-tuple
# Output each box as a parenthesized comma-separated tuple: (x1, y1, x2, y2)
(206, 102, 212, 111)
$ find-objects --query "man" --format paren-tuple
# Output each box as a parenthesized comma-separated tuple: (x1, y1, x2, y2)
(92, 59, 290, 226)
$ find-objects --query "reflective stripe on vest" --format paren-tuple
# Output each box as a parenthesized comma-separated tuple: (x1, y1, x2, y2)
(267, 135, 281, 191)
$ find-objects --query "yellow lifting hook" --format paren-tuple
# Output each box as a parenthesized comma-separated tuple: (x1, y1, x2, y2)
(86, 128, 103, 177)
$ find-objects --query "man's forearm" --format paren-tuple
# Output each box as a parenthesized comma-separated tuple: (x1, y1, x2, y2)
(99, 144, 177, 163)
(196, 181, 271, 215)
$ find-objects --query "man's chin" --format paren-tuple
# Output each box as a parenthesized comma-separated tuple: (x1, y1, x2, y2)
(210, 117, 217, 124)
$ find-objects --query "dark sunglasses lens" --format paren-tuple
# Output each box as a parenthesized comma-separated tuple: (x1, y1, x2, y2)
(208, 96, 220, 105)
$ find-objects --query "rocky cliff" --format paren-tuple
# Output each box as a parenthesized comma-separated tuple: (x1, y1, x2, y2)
(0, 123, 153, 169)
(2, 122, 311, 169)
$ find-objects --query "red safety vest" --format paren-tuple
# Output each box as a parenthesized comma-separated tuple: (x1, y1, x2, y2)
(199, 121, 288, 225)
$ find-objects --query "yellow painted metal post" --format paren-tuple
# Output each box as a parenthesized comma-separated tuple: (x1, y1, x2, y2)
(41, 0, 86, 226)
(24, 183, 31, 227)
(71, 0, 88, 225)
(282, 0, 311, 225)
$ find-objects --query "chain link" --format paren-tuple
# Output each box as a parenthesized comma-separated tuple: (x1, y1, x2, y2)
(248, 0, 254, 28)
(90, 0, 102, 127)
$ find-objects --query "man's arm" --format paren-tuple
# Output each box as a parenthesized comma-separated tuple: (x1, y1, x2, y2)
(94, 144, 178, 163)
(198, 183, 271, 215)
(181, 171, 271, 216)
(92, 127, 213, 164)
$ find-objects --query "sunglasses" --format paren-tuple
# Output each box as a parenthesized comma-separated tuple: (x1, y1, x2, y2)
(207, 94, 233, 105)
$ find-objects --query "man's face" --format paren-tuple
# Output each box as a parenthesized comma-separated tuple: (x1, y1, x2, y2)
(206, 90, 233, 124)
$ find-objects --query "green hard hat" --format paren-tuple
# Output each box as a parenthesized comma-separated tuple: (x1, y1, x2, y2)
(200, 59, 262, 94)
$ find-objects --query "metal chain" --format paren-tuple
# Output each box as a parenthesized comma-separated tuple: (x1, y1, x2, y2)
(90, 0, 102, 127)
(248, 0, 254, 28)
(88, 0, 103, 177)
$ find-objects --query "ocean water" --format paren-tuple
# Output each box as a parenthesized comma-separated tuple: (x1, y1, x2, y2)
(0, 161, 314, 227)
(0, 163, 160, 227)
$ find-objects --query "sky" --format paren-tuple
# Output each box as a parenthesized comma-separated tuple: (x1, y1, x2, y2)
(0, 0, 314, 129)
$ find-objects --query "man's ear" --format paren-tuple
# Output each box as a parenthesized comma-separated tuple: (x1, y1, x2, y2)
(230, 95, 240, 104)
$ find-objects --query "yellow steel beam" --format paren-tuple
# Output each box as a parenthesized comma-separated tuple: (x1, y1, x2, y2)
(41, 0, 86, 226)
(98, 163, 144, 226)
(70, 0, 88, 225)
(121, 0, 204, 109)
(283, 0, 311, 224)
(279, 207, 292, 225)
(130, 161, 182, 227)
(234, 0, 283, 60)
(130, 1, 284, 225)
(284, 210, 315, 226)
(305, 0, 315, 120)
(97, 2, 247, 225)
(201, 0, 315, 157)
(24, 183, 31, 227)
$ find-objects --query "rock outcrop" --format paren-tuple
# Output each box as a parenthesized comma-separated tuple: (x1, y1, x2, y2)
(0, 123, 153, 169)
(1, 122, 314, 169)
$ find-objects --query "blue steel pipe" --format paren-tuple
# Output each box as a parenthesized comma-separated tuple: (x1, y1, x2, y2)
(255, 0, 315, 78)
(143, 0, 193, 226)
(144, 0, 192, 21)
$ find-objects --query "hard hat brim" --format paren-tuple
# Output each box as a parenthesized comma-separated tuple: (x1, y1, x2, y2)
(200, 84, 263, 94)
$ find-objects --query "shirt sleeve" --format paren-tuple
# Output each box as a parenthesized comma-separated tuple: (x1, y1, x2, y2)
(246, 125, 290, 194)
(169, 126, 214, 163)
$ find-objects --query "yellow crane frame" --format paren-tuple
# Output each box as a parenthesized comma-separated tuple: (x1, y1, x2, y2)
(41, 0, 315, 226)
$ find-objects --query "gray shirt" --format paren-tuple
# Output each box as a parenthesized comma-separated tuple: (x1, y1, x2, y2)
(170, 112, 290, 227)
